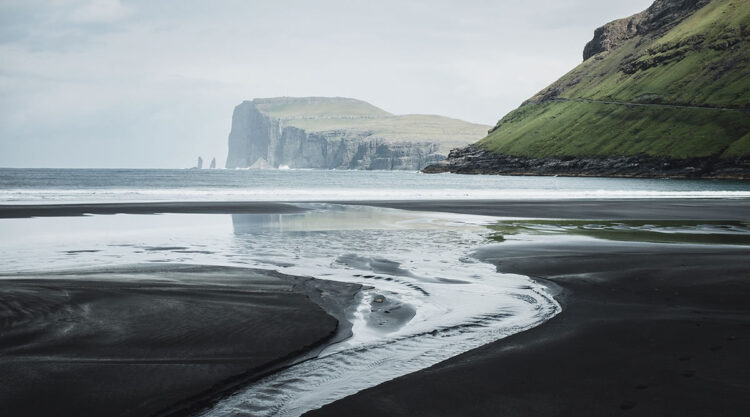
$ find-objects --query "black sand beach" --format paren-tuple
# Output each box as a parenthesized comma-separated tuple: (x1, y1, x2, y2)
(0, 265, 360, 417)
(307, 205, 750, 417)
(2, 199, 749, 416)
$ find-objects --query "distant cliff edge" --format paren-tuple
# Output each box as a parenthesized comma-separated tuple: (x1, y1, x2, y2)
(425, 0, 750, 179)
(225, 97, 490, 170)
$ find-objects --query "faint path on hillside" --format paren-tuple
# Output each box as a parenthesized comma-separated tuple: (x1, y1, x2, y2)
(552, 97, 750, 114)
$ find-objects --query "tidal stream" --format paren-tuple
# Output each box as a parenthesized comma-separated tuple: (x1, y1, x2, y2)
(0, 204, 561, 416)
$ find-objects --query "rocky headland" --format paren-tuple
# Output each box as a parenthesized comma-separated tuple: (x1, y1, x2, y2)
(225, 97, 489, 170)
(425, 0, 750, 179)
(423, 144, 750, 179)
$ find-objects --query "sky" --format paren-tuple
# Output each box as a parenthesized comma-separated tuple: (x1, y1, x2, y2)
(0, 0, 654, 168)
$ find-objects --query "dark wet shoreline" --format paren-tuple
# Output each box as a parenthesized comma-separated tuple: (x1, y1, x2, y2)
(0, 201, 306, 218)
(2, 198, 750, 220)
(345, 198, 750, 220)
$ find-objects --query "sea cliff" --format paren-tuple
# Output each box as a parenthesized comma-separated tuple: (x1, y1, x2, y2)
(226, 97, 489, 170)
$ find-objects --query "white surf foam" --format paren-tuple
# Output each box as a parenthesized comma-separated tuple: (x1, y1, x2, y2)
(3, 187, 750, 204)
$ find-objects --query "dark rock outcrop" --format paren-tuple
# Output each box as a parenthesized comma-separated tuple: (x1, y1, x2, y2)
(582, 0, 710, 60)
(423, 145, 750, 179)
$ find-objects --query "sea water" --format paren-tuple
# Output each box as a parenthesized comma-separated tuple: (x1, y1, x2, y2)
(2, 168, 750, 203)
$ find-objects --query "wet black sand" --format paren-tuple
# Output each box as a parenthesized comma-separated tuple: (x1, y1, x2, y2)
(0, 265, 360, 417)
(348, 198, 750, 220)
(3, 198, 748, 220)
(307, 237, 750, 416)
(0, 201, 305, 218)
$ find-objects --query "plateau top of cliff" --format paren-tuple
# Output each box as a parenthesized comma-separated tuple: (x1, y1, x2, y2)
(250, 97, 392, 119)
(240, 97, 491, 153)
(475, 0, 750, 161)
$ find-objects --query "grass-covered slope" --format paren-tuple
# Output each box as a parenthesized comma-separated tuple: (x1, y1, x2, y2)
(480, 0, 750, 160)
(482, 100, 749, 159)
(252, 97, 490, 153)
(288, 114, 489, 153)
(254, 97, 392, 119)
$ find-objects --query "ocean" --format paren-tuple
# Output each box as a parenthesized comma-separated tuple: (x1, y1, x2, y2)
(2, 168, 750, 203)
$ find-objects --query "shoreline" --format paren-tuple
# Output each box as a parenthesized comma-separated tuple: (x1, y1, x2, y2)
(0, 201, 306, 218)
(421, 145, 750, 180)
(2, 198, 750, 219)
(345, 198, 750, 220)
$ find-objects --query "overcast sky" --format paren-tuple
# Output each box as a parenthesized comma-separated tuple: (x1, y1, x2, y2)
(0, 0, 653, 168)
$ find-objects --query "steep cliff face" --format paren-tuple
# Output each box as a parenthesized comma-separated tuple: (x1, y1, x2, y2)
(226, 101, 278, 169)
(582, 0, 710, 60)
(226, 98, 488, 170)
(427, 0, 750, 179)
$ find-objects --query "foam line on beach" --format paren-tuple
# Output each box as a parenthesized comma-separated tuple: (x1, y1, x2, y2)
(3, 187, 750, 205)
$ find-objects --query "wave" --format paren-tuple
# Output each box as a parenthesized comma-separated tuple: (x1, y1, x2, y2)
(3, 187, 750, 204)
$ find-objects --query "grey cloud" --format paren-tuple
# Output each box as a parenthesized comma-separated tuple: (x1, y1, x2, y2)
(0, 0, 654, 168)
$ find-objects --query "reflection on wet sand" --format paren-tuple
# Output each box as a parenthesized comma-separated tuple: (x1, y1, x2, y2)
(231, 204, 478, 234)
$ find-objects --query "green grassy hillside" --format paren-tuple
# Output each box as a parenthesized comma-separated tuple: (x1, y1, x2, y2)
(253, 97, 491, 153)
(480, 0, 750, 160)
